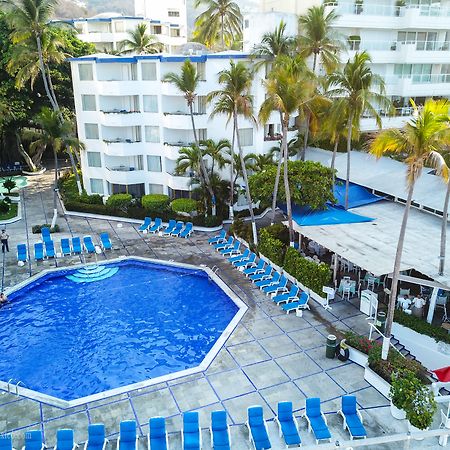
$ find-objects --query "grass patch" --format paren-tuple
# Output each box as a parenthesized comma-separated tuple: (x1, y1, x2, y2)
(0, 203, 18, 221)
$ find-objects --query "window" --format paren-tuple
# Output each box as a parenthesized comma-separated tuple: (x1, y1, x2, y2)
(198, 128, 207, 141)
(153, 25, 162, 34)
(141, 62, 157, 80)
(244, 19, 249, 28)
(147, 155, 162, 172)
(145, 126, 160, 142)
(85, 123, 99, 139)
(79, 64, 93, 81)
(90, 178, 104, 194)
(196, 96, 207, 114)
(81, 95, 96, 111)
(143, 95, 158, 112)
(197, 62, 206, 81)
(238, 128, 253, 147)
(168, 10, 180, 17)
(87, 151, 101, 167)
(171, 28, 180, 37)
(148, 183, 164, 194)
(114, 21, 124, 32)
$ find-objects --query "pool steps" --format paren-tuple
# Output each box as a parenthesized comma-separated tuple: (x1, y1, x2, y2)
(66, 265, 119, 283)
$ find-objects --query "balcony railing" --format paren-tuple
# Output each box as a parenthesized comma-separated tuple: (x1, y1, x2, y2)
(411, 73, 450, 84)
(264, 134, 282, 142)
(347, 40, 450, 52)
(361, 106, 413, 119)
(101, 109, 141, 114)
(326, 2, 450, 17)
(164, 141, 193, 147)
(168, 170, 193, 178)
(103, 138, 142, 144)
(163, 111, 206, 115)
(106, 166, 142, 172)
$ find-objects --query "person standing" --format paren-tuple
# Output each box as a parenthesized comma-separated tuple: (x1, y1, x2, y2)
(0, 229, 9, 253)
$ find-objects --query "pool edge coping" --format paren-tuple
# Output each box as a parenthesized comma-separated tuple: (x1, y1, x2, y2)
(0, 256, 247, 408)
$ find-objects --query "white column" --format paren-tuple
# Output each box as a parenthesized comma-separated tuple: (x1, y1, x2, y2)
(427, 286, 439, 324)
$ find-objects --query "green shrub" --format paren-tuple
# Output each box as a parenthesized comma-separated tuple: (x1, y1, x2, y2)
(283, 247, 331, 294)
(261, 223, 290, 246)
(3, 177, 16, 194)
(406, 384, 437, 430)
(3, 196, 11, 204)
(78, 193, 103, 205)
(394, 309, 450, 344)
(344, 331, 381, 355)
(390, 369, 421, 410)
(198, 215, 223, 227)
(31, 224, 60, 234)
(258, 228, 285, 266)
(229, 218, 253, 244)
(59, 174, 80, 201)
(0, 201, 9, 213)
(171, 198, 197, 214)
(106, 194, 132, 212)
(141, 194, 170, 212)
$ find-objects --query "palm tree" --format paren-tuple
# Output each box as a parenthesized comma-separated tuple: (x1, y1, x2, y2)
(209, 61, 258, 244)
(120, 23, 163, 55)
(247, 152, 274, 172)
(193, 0, 242, 50)
(31, 107, 84, 227)
(224, 151, 254, 192)
(163, 60, 216, 215)
(252, 21, 295, 59)
(370, 99, 450, 359)
(328, 51, 392, 209)
(439, 152, 450, 275)
(200, 139, 229, 178)
(175, 145, 203, 178)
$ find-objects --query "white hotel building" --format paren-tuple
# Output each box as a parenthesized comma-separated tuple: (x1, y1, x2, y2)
(244, 0, 450, 131)
(70, 53, 295, 197)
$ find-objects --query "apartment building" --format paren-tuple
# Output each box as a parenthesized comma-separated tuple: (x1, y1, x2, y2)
(63, 13, 187, 53)
(70, 53, 295, 198)
(244, 0, 450, 130)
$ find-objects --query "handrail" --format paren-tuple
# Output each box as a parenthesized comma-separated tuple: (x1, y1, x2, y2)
(368, 322, 405, 357)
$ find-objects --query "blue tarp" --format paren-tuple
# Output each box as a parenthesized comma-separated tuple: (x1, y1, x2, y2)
(333, 181, 384, 209)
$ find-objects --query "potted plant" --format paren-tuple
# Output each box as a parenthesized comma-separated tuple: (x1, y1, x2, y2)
(389, 369, 420, 420)
(405, 384, 437, 439)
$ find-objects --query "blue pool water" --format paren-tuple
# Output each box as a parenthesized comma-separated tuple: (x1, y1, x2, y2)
(1, 259, 239, 401)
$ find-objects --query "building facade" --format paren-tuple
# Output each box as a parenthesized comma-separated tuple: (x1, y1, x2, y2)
(70, 53, 295, 198)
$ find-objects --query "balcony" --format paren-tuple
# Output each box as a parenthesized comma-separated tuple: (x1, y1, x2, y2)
(162, 112, 207, 129)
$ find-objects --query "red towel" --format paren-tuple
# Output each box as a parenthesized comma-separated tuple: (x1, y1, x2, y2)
(433, 366, 450, 382)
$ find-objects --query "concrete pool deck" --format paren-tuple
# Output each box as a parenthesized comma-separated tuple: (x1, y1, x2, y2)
(0, 171, 447, 449)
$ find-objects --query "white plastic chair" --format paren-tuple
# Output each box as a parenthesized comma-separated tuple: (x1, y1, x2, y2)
(367, 276, 376, 291)
(342, 285, 351, 301)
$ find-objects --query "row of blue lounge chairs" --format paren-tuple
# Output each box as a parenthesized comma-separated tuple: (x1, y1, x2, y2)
(138, 217, 193, 239)
(209, 230, 310, 315)
(17, 232, 112, 262)
(0, 397, 366, 450)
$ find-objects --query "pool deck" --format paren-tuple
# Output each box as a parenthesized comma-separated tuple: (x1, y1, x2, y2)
(0, 172, 447, 449)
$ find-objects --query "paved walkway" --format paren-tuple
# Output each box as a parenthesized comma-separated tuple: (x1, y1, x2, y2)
(0, 172, 446, 449)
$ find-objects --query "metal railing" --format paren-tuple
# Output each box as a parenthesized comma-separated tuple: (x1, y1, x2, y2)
(368, 322, 405, 357)
(348, 40, 450, 52)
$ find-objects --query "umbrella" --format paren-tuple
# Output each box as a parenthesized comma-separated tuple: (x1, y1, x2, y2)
(433, 366, 450, 382)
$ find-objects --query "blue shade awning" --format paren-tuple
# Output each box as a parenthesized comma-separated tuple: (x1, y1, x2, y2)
(333, 180, 384, 209)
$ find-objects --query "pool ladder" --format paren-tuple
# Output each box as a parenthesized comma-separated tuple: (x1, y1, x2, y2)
(211, 265, 220, 274)
(6, 379, 24, 395)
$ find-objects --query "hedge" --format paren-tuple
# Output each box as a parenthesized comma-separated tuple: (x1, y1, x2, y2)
(171, 198, 197, 214)
(141, 194, 170, 211)
(106, 194, 132, 211)
(32, 224, 60, 234)
(284, 247, 331, 294)
(258, 228, 285, 266)
(0, 201, 9, 213)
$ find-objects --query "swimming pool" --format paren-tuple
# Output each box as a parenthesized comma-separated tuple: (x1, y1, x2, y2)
(1, 258, 244, 404)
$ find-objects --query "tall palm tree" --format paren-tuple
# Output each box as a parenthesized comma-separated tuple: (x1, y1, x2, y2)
(224, 151, 254, 193)
(252, 21, 295, 59)
(120, 23, 163, 55)
(175, 145, 203, 178)
(209, 61, 258, 244)
(259, 56, 312, 243)
(193, 0, 242, 50)
(298, 5, 341, 160)
(32, 107, 84, 227)
(439, 152, 450, 275)
(370, 99, 450, 359)
(163, 60, 216, 215)
(247, 152, 274, 172)
(328, 51, 392, 209)
(200, 138, 229, 178)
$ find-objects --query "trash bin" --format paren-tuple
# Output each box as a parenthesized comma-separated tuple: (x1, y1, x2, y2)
(326, 334, 337, 359)
(376, 311, 387, 334)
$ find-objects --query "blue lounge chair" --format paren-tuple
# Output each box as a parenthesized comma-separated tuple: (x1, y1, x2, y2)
(208, 229, 226, 245)
(139, 217, 152, 232)
(0, 434, 13, 450)
(162, 220, 177, 236)
(273, 285, 300, 305)
(228, 248, 250, 264)
(275, 402, 301, 447)
(182, 411, 201, 450)
(220, 241, 240, 256)
(210, 411, 230, 450)
(263, 276, 288, 295)
(61, 238, 71, 256)
(244, 259, 265, 277)
(148, 417, 168, 450)
(246, 406, 271, 450)
(338, 396, 367, 440)
(72, 237, 82, 255)
(214, 236, 233, 251)
(23, 430, 44, 450)
(117, 421, 138, 450)
(304, 398, 331, 444)
(100, 233, 112, 250)
(170, 221, 185, 237)
(17, 244, 28, 262)
(255, 272, 281, 289)
(34, 242, 44, 261)
(149, 218, 163, 234)
(44, 240, 55, 258)
(281, 292, 310, 315)
(83, 236, 96, 254)
(41, 227, 51, 242)
(179, 222, 193, 239)
(250, 266, 272, 282)
(84, 424, 107, 450)
(55, 429, 77, 450)
(234, 253, 256, 269)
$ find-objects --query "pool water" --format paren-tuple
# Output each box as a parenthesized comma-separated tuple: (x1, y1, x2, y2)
(1, 260, 239, 401)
